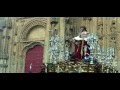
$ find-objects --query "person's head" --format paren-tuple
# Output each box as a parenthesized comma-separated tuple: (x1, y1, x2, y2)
(80, 26, 88, 38)
(80, 26, 87, 32)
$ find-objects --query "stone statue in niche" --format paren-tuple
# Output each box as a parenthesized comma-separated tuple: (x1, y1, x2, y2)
(110, 37, 116, 46)
(110, 19, 116, 34)
(110, 26, 116, 34)
(51, 24, 58, 37)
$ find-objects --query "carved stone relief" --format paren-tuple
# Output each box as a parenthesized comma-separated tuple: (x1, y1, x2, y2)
(97, 17, 103, 36)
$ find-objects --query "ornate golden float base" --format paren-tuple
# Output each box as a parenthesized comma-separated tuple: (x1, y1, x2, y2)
(47, 60, 101, 73)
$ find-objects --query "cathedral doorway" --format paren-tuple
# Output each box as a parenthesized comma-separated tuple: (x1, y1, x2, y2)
(24, 45, 44, 73)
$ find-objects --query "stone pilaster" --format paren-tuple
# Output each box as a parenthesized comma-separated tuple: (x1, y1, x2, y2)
(116, 33, 120, 72)
(116, 18, 120, 72)
(44, 18, 50, 64)
(59, 17, 65, 62)
(92, 17, 97, 34)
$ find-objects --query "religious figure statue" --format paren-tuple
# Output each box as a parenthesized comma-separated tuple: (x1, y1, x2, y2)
(71, 26, 90, 61)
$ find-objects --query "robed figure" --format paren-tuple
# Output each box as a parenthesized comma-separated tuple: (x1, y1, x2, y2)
(72, 26, 90, 60)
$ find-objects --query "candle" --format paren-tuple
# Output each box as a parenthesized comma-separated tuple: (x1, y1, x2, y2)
(113, 48, 115, 56)
(57, 65, 59, 73)
(78, 65, 81, 73)
(107, 68, 109, 73)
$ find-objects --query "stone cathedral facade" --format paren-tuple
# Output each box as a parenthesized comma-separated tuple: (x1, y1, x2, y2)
(0, 17, 120, 73)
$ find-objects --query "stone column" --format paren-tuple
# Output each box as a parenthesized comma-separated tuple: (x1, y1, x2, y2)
(92, 17, 97, 34)
(86, 19, 89, 32)
(16, 20, 23, 73)
(103, 17, 107, 52)
(116, 18, 120, 72)
(116, 33, 120, 72)
(44, 17, 50, 64)
(0, 34, 3, 73)
(6, 29, 12, 73)
(6, 18, 16, 73)
(107, 17, 111, 48)
(1, 27, 10, 73)
(59, 17, 65, 62)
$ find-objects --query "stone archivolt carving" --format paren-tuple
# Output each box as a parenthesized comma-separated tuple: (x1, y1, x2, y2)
(21, 41, 44, 56)
(20, 17, 47, 41)
(23, 42, 44, 50)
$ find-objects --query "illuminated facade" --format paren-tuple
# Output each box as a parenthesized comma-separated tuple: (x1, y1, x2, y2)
(0, 17, 120, 73)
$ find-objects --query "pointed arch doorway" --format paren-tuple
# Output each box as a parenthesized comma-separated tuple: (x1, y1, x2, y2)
(24, 45, 44, 73)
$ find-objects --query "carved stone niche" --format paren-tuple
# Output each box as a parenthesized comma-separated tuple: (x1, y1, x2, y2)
(70, 25, 73, 31)
(50, 17, 58, 24)
(98, 36, 103, 45)
(6, 18, 12, 29)
(110, 37, 116, 43)
(15, 32, 17, 36)
(97, 20, 103, 26)
(0, 64, 8, 68)
(110, 27, 116, 34)
(110, 37, 116, 44)
(6, 36, 10, 39)
(97, 18, 103, 26)
(99, 36, 103, 40)
(110, 37, 116, 40)
(112, 20, 116, 25)
(83, 17, 92, 21)
(110, 19, 116, 30)
(88, 17, 92, 21)
(13, 52, 16, 56)
(97, 25, 100, 30)
(65, 17, 70, 24)
(97, 26, 103, 36)
(14, 42, 17, 46)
